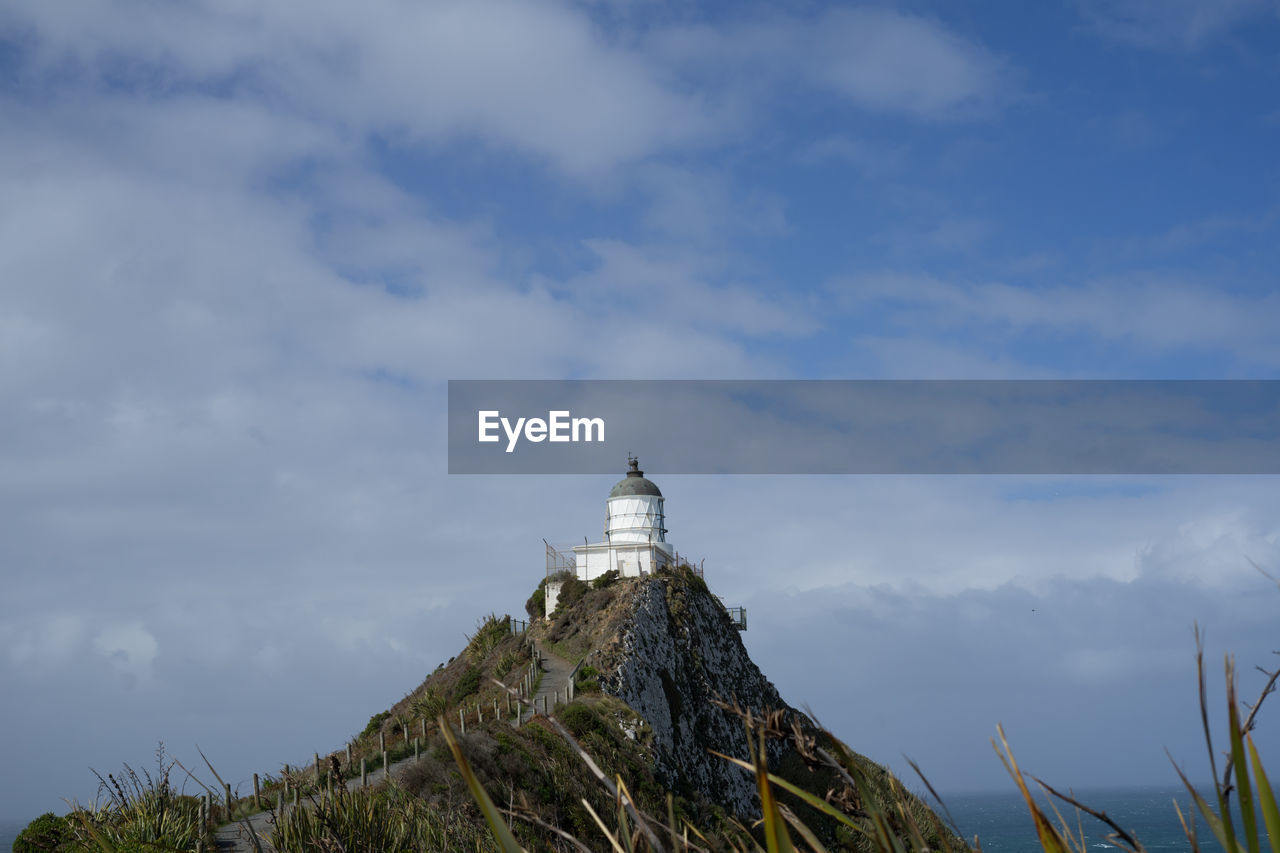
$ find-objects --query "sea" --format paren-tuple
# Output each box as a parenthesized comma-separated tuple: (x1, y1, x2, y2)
(0, 787, 1240, 851)
(938, 787, 1233, 853)
(1, 818, 25, 852)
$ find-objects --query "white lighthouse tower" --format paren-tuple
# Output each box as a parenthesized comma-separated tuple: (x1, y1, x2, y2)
(572, 456, 674, 579)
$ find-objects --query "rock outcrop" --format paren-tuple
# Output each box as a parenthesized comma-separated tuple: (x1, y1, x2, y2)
(589, 571, 802, 818)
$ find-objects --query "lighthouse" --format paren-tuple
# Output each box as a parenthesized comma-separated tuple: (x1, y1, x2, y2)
(572, 456, 674, 579)
(541, 457, 746, 629)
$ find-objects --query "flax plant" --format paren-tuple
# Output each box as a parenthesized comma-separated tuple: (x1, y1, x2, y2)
(268, 776, 498, 852)
(64, 744, 209, 852)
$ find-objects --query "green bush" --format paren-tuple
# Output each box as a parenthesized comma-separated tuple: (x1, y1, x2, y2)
(13, 812, 74, 853)
(495, 649, 519, 678)
(360, 710, 390, 739)
(465, 613, 510, 664)
(525, 586, 545, 619)
(559, 703, 607, 740)
(553, 576, 588, 615)
(575, 665, 600, 693)
(410, 687, 446, 721)
(591, 569, 620, 590)
(453, 666, 482, 703)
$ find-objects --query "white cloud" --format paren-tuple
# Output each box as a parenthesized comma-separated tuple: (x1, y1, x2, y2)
(92, 622, 159, 682)
(4, 613, 86, 667)
(655, 7, 1013, 120)
(1078, 0, 1276, 49)
(830, 271, 1280, 370)
(811, 8, 1010, 119)
(6, 0, 720, 177)
(927, 217, 991, 252)
(560, 239, 816, 342)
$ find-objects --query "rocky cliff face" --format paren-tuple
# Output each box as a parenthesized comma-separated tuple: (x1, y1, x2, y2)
(591, 572, 801, 818)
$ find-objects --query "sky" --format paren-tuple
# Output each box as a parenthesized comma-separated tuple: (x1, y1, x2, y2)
(2, 0, 1280, 826)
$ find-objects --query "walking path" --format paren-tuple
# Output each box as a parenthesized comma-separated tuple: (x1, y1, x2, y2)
(215, 641, 578, 851)
(521, 642, 576, 724)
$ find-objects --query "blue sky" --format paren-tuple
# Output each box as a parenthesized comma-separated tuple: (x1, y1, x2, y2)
(2, 0, 1279, 826)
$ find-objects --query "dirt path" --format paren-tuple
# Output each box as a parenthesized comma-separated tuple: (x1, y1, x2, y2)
(215, 641, 578, 851)
(520, 641, 576, 724)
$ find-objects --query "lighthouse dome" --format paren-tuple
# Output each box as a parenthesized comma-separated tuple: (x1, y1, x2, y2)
(609, 458, 663, 498)
(605, 458, 666, 544)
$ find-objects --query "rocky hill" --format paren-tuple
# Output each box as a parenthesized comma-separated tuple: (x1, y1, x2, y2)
(537, 568, 798, 818)
(513, 566, 958, 849)
(20, 566, 959, 851)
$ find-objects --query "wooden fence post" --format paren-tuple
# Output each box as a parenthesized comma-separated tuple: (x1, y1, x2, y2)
(361, 757, 367, 788)
(276, 790, 283, 815)
(346, 744, 352, 767)
(420, 718, 426, 739)
(379, 732, 385, 752)
(414, 738, 420, 761)
(224, 782, 232, 817)
(253, 773, 261, 809)
(314, 752, 321, 780)
(382, 750, 388, 774)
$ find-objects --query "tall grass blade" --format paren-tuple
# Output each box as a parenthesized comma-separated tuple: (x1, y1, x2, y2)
(749, 727, 796, 853)
(709, 750, 870, 840)
(581, 797, 628, 853)
(438, 715, 525, 853)
(1172, 757, 1233, 852)
(1173, 798, 1202, 853)
(68, 810, 118, 853)
(993, 725, 1070, 853)
(1228, 659, 1262, 853)
(777, 802, 830, 853)
(1248, 736, 1280, 853)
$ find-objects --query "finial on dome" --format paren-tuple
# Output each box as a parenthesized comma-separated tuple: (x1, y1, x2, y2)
(627, 454, 640, 474)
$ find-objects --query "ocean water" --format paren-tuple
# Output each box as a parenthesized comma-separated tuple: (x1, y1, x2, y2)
(2, 818, 26, 852)
(941, 787, 1233, 853)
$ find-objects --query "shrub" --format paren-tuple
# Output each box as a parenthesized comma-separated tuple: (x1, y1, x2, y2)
(13, 812, 74, 853)
(553, 576, 588, 615)
(575, 665, 600, 693)
(465, 613, 509, 664)
(453, 666, 482, 703)
(559, 703, 606, 739)
(410, 687, 446, 721)
(591, 569, 620, 590)
(360, 710, 390, 739)
(525, 586, 545, 619)
(496, 649, 519, 678)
